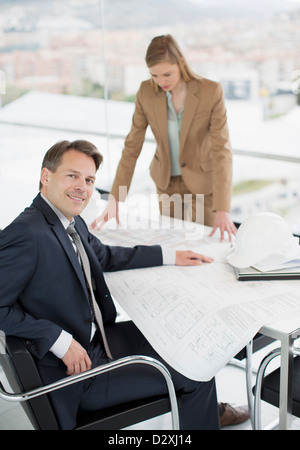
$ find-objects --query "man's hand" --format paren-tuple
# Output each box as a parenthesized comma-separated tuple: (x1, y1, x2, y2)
(175, 250, 213, 266)
(62, 338, 92, 375)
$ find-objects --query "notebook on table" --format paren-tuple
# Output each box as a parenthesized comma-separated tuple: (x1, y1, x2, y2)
(235, 266, 300, 281)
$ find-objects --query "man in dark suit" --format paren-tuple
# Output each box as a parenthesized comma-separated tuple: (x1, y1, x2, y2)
(0, 140, 222, 429)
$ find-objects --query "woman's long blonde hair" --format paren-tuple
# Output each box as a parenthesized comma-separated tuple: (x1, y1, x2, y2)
(145, 34, 200, 92)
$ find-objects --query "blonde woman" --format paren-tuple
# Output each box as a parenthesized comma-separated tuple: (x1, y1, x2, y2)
(92, 34, 237, 241)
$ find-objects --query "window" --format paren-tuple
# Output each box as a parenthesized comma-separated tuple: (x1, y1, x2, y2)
(0, 0, 300, 231)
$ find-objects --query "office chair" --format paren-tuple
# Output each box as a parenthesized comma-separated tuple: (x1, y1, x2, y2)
(227, 221, 278, 427)
(0, 336, 179, 430)
(253, 347, 300, 429)
(95, 187, 110, 200)
(231, 334, 276, 428)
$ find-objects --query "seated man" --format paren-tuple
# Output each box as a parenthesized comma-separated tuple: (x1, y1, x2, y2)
(0, 140, 247, 429)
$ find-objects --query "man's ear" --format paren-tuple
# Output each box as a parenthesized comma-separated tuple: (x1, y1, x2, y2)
(40, 167, 50, 187)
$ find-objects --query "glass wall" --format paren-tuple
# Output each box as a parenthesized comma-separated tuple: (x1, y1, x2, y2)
(0, 0, 300, 231)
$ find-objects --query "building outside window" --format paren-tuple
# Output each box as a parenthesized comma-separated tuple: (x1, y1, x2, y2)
(0, 0, 300, 232)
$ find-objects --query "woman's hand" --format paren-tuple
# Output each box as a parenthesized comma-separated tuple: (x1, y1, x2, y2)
(90, 195, 120, 230)
(209, 211, 237, 242)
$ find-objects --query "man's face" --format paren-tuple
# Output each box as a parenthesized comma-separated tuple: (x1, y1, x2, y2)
(40, 149, 96, 221)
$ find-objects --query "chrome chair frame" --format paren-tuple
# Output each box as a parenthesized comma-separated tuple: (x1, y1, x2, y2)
(230, 335, 276, 428)
(0, 352, 179, 430)
(253, 347, 300, 430)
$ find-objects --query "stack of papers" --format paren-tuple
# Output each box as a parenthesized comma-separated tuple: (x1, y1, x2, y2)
(235, 237, 300, 280)
(253, 237, 300, 272)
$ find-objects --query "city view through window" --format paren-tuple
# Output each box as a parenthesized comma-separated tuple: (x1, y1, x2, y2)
(0, 0, 300, 232)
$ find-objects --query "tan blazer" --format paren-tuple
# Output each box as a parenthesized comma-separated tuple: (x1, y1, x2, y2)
(110, 77, 233, 212)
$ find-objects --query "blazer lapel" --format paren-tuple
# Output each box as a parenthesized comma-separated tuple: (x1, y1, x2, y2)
(153, 90, 169, 153)
(180, 79, 200, 154)
(52, 221, 88, 294)
(152, 80, 201, 156)
(32, 194, 89, 295)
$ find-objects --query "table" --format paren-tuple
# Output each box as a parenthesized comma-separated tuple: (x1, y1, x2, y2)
(257, 314, 300, 429)
(87, 202, 300, 429)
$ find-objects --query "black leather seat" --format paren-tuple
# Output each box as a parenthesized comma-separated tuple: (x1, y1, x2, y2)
(259, 356, 300, 418)
(0, 336, 178, 430)
(252, 349, 300, 430)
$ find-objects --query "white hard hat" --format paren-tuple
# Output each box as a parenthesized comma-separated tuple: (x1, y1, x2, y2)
(227, 212, 295, 268)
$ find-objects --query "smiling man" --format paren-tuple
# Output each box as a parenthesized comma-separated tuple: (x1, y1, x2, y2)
(0, 139, 221, 430)
(41, 150, 95, 218)
(40, 140, 99, 220)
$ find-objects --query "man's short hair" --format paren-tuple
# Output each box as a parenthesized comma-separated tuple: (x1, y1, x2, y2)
(40, 140, 103, 190)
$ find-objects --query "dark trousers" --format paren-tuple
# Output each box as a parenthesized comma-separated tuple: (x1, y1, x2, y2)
(78, 321, 220, 430)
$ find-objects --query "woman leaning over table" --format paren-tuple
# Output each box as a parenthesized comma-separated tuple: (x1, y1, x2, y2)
(91, 34, 237, 241)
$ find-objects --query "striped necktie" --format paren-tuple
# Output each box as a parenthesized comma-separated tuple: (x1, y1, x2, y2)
(67, 223, 112, 359)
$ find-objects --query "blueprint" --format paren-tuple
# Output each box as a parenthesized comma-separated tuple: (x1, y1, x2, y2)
(93, 224, 300, 381)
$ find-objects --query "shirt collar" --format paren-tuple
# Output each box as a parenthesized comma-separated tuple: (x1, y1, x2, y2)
(41, 194, 73, 230)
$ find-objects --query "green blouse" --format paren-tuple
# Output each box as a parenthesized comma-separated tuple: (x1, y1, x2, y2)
(166, 91, 184, 176)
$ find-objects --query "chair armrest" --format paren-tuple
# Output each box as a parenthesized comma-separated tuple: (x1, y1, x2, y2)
(253, 347, 300, 429)
(0, 354, 179, 430)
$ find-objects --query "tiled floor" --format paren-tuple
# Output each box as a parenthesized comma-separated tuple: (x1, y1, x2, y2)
(1, 340, 300, 431)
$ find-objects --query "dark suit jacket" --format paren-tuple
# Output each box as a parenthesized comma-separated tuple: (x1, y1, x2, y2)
(0, 194, 162, 427)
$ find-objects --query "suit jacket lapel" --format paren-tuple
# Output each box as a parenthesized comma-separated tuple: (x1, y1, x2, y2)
(153, 90, 169, 153)
(152, 80, 201, 157)
(32, 194, 89, 295)
(52, 221, 88, 294)
(180, 79, 200, 154)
